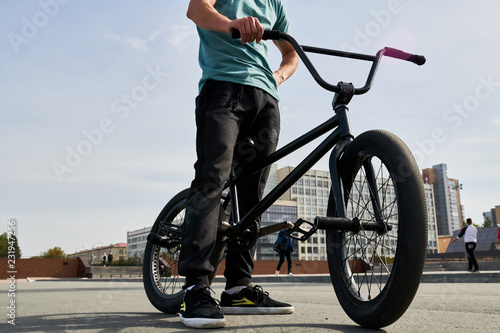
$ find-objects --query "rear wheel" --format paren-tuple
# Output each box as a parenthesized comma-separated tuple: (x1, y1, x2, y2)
(143, 189, 229, 314)
(327, 130, 427, 328)
(143, 189, 189, 314)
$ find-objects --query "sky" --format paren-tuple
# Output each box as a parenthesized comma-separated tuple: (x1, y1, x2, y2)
(1, 0, 499, 258)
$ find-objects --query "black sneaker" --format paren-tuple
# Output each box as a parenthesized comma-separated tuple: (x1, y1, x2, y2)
(220, 285, 294, 315)
(179, 283, 226, 328)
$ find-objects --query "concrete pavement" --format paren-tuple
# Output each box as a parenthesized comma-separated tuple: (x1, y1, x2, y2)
(2, 279, 500, 332)
(75, 270, 500, 284)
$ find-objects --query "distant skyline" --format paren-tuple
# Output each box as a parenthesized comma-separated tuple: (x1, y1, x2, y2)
(1, 1, 499, 257)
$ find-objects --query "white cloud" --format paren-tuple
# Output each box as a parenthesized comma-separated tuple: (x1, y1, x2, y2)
(167, 24, 197, 51)
(103, 32, 121, 41)
(149, 28, 167, 42)
(103, 32, 148, 52)
(123, 37, 148, 52)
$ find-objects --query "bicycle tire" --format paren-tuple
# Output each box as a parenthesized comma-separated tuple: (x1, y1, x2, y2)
(326, 130, 427, 329)
(143, 189, 228, 314)
(143, 189, 189, 314)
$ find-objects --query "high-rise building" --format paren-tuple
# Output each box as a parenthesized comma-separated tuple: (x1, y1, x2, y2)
(275, 164, 440, 258)
(256, 200, 298, 260)
(276, 166, 331, 261)
(422, 163, 463, 236)
(483, 206, 500, 226)
(127, 226, 150, 259)
(424, 183, 439, 253)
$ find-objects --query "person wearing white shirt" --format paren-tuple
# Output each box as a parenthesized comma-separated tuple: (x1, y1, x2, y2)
(452, 218, 480, 273)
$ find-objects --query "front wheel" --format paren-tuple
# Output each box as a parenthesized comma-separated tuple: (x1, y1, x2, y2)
(327, 130, 428, 328)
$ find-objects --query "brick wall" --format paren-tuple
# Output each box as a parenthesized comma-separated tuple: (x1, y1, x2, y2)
(0, 258, 82, 279)
(0, 259, 330, 279)
(216, 260, 330, 275)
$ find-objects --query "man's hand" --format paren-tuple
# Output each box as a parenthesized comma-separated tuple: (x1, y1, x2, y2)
(228, 16, 264, 44)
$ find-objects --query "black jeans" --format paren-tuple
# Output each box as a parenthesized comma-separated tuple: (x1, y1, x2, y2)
(276, 251, 292, 273)
(465, 242, 479, 271)
(178, 80, 280, 289)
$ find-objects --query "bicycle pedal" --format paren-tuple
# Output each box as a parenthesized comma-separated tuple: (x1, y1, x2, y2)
(286, 218, 317, 241)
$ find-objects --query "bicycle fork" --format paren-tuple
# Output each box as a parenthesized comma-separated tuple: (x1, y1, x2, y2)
(315, 82, 392, 235)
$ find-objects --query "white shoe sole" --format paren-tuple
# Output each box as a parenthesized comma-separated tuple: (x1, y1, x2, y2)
(221, 306, 294, 315)
(179, 313, 226, 328)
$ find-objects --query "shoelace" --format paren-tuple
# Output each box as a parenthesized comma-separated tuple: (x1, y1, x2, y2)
(249, 285, 270, 303)
(191, 285, 221, 307)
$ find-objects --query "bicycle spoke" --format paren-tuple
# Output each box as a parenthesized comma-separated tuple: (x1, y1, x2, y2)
(338, 154, 401, 301)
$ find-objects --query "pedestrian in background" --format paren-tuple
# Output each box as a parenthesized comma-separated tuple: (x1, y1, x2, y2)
(274, 229, 294, 276)
(452, 218, 480, 273)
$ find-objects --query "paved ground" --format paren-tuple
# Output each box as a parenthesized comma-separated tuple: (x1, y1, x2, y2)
(2, 279, 500, 332)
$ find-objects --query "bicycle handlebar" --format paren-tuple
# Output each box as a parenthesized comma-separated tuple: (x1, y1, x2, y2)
(231, 29, 426, 95)
(383, 47, 426, 66)
(231, 29, 282, 41)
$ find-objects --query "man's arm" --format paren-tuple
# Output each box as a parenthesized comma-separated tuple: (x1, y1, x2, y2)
(452, 226, 467, 242)
(273, 40, 299, 86)
(187, 0, 264, 44)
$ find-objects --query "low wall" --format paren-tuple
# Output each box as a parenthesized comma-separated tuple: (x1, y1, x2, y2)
(89, 260, 330, 279)
(0, 258, 89, 279)
(216, 260, 330, 275)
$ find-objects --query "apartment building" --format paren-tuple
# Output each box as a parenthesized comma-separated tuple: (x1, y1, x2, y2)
(276, 165, 440, 258)
(422, 163, 463, 236)
(276, 166, 331, 261)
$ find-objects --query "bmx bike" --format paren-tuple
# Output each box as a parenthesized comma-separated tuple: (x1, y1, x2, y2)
(143, 30, 428, 329)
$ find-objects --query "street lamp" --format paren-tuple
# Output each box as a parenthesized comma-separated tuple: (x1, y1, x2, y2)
(91, 242, 103, 265)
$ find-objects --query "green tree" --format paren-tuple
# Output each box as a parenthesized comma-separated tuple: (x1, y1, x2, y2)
(0, 232, 22, 258)
(483, 216, 493, 228)
(43, 246, 67, 259)
(116, 253, 142, 266)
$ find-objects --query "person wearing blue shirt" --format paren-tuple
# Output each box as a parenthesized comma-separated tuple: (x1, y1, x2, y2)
(178, 0, 299, 329)
(274, 229, 294, 276)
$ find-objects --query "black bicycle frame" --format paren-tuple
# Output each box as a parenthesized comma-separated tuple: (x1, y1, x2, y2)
(229, 102, 353, 236)
(225, 30, 426, 237)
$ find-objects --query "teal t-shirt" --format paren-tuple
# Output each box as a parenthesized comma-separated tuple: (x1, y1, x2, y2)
(197, 0, 291, 101)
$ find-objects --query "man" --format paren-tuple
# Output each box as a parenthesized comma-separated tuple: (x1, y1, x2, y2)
(452, 218, 480, 273)
(178, 0, 299, 329)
